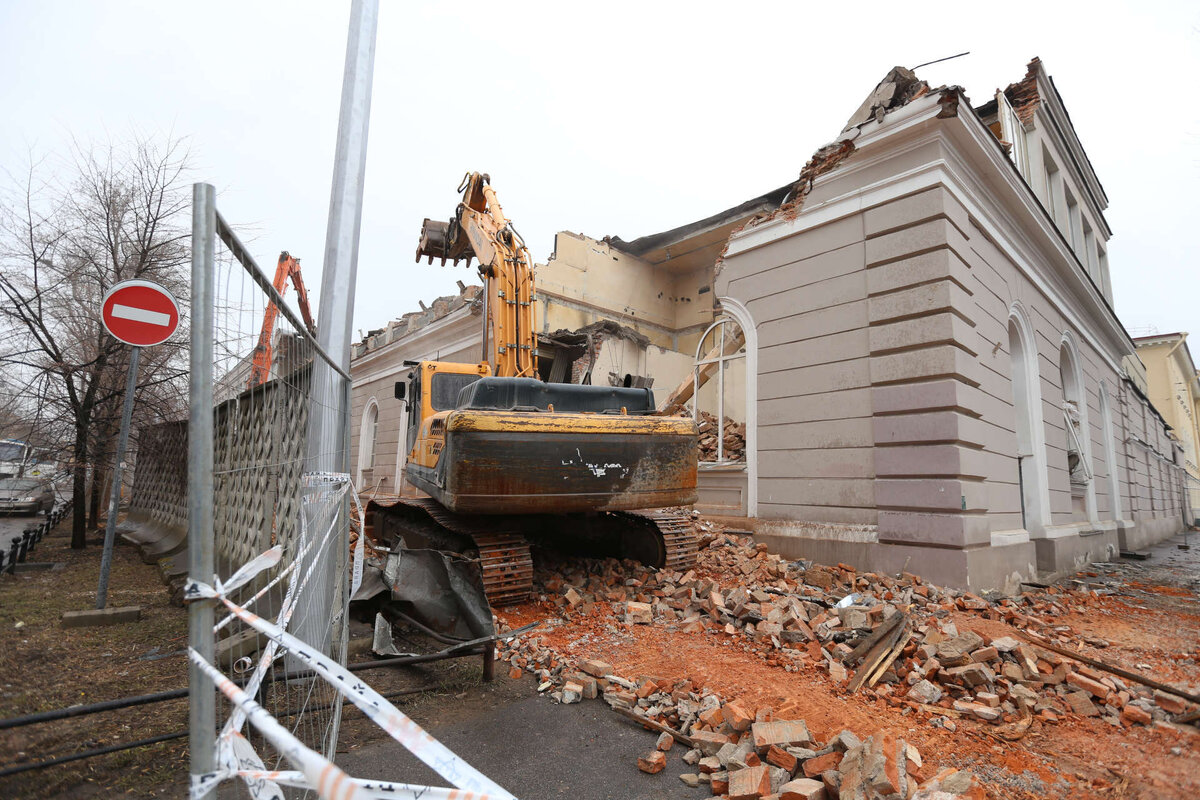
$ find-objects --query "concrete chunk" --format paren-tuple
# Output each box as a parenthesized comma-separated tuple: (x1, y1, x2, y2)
(752, 720, 812, 751)
(780, 777, 828, 800)
(61, 605, 141, 628)
(729, 765, 772, 800)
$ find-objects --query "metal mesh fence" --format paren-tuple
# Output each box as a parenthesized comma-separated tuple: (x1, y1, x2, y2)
(188, 184, 353, 798)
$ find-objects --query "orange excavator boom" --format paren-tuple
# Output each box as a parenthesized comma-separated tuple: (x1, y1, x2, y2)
(247, 251, 316, 388)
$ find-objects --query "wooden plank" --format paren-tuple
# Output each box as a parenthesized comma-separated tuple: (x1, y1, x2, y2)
(866, 623, 912, 688)
(848, 614, 908, 692)
(613, 705, 697, 748)
(842, 612, 904, 665)
(658, 328, 745, 416)
(1017, 630, 1200, 705)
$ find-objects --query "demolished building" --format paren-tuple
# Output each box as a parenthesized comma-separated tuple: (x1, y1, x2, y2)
(349, 58, 1185, 593)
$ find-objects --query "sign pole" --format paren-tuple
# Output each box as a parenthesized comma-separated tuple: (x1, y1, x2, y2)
(95, 345, 140, 610)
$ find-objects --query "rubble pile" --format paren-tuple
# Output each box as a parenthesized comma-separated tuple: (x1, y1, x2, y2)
(495, 525, 1199, 798)
(697, 412, 746, 462)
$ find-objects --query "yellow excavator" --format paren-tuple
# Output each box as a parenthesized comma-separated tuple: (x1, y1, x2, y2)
(364, 174, 698, 645)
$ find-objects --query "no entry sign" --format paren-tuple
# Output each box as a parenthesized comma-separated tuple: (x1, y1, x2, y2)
(100, 280, 180, 347)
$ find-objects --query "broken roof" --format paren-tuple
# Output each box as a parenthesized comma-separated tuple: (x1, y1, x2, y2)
(604, 185, 789, 274)
(975, 57, 1108, 210)
(351, 283, 482, 359)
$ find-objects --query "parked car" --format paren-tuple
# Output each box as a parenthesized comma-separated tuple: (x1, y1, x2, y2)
(0, 478, 55, 516)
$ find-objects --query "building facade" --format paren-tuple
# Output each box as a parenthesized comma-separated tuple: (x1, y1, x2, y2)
(714, 60, 1183, 591)
(1134, 333, 1200, 521)
(349, 59, 1185, 592)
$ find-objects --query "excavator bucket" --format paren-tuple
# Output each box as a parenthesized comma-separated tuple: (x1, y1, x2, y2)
(416, 217, 481, 267)
(415, 218, 451, 264)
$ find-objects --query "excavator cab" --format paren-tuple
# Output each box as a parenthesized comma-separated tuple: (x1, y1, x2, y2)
(401, 360, 491, 474)
(403, 365, 698, 516)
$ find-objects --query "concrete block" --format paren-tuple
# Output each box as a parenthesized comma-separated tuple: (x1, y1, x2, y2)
(873, 537, 1036, 594)
(871, 378, 972, 415)
(758, 328, 869, 374)
(748, 271, 866, 325)
(869, 344, 981, 387)
(873, 444, 988, 479)
(758, 300, 869, 348)
(759, 477, 874, 508)
(216, 627, 264, 663)
(759, 448, 874, 480)
(872, 410, 985, 447)
(729, 241, 864, 301)
(759, 388, 873, 426)
(721, 215, 864, 284)
(867, 312, 977, 356)
(864, 218, 970, 268)
(756, 418, 873, 450)
(863, 186, 969, 239)
(759, 360, 871, 401)
(13, 562, 65, 573)
(866, 248, 973, 298)
(876, 510, 992, 548)
(875, 478, 988, 513)
(61, 605, 142, 628)
(866, 280, 973, 326)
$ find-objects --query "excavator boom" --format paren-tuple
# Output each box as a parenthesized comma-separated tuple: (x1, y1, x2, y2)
(247, 251, 316, 389)
(416, 172, 536, 378)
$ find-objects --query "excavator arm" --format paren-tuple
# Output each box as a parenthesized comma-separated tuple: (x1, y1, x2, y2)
(415, 172, 537, 378)
(247, 251, 316, 389)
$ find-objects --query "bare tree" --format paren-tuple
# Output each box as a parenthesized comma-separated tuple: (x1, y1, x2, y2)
(0, 136, 190, 548)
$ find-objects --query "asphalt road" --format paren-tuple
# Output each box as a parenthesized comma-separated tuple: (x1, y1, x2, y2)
(338, 678, 708, 800)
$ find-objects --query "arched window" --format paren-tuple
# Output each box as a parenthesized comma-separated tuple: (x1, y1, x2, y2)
(1058, 334, 1097, 522)
(693, 316, 747, 465)
(1008, 303, 1050, 535)
(358, 399, 379, 485)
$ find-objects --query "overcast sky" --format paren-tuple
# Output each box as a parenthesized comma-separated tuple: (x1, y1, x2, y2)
(2, 0, 1197, 343)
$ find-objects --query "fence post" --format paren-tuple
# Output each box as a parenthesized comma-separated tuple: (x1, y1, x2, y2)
(296, 0, 378, 674)
(96, 345, 141, 609)
(188, 181, 217, 797)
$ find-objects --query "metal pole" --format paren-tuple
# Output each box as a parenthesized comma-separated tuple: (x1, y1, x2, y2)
(95, 346, 141, 609)
(295, 0, 378, 678)
(307, 0, 378, 472)
(188, 182, 217, 798)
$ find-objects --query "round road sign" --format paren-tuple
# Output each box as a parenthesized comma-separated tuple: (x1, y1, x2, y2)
(100, 280, 180, 347)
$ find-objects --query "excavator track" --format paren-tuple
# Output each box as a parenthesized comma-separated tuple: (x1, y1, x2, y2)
(390, 497, 535, 607)
(370, 499, 697, 609)
(610, 508, 699, 573)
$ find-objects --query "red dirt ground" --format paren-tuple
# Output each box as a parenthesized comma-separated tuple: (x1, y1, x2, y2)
(497, 557, 1200, 800)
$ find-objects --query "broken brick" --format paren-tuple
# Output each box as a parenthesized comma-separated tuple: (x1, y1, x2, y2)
(1066, 671, 1109, 699)
(779, 778, 827, 800)
(802, 751, 843, 778)
(637, 750, 666, 774)
(580, 659, 612, 678)
(765, 745, 797, 773)
(626, 601, 653, 625)
(1120, 705, 1152, 726)
(1064, 691, 1099, 717)
(729, 765, 772, 800)
(723, 699, 755, 732)
(752, 720, 812, 751)
(692, 730, 734, 756)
